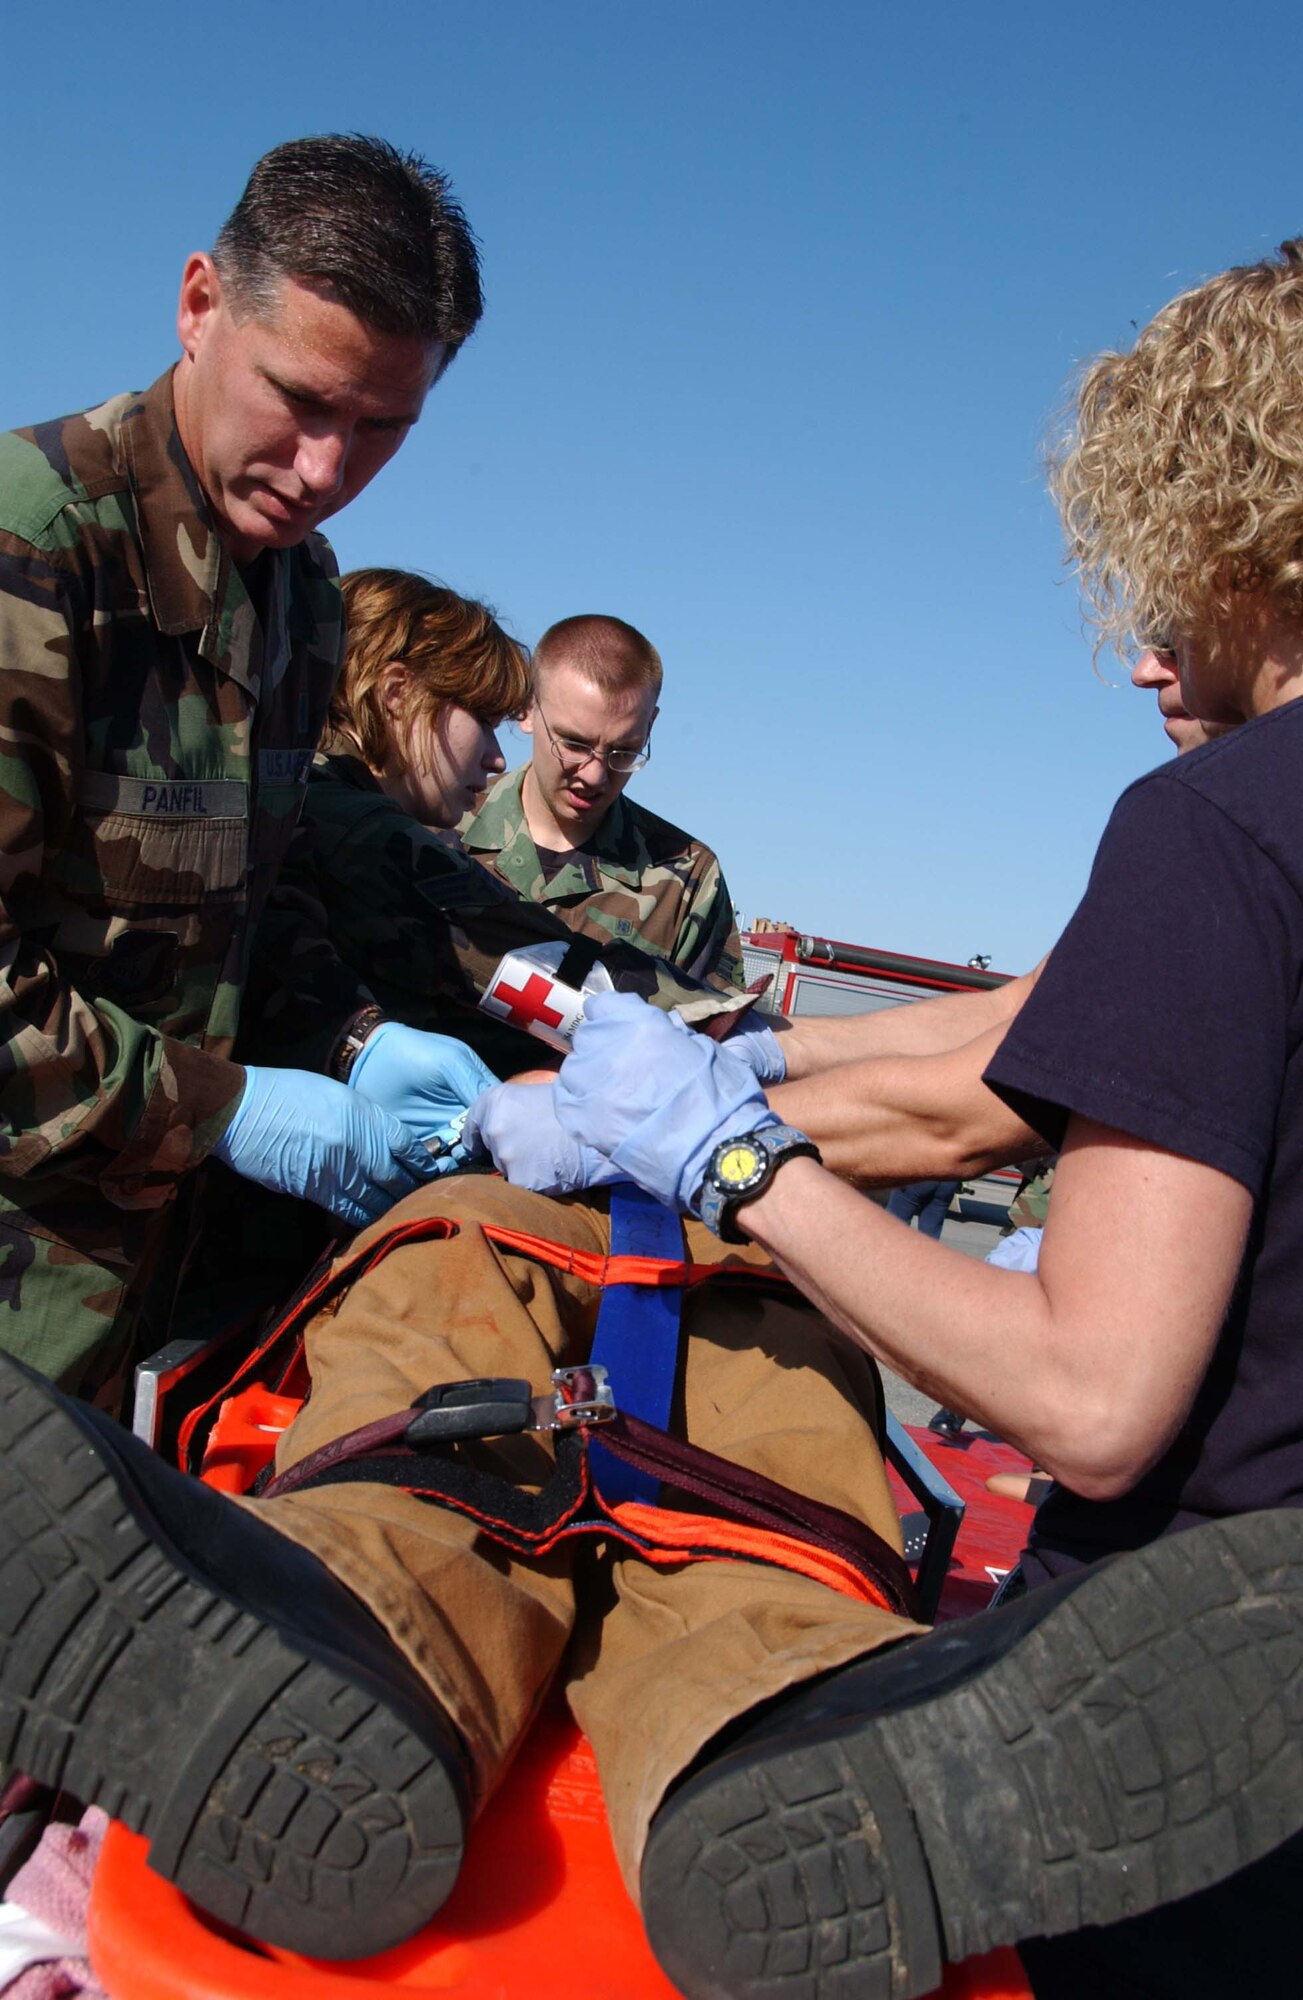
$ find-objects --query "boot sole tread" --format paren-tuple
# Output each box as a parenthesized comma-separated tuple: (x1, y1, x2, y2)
(641, 1509, 1303, 2000)
(0, 1361, 464, 1960)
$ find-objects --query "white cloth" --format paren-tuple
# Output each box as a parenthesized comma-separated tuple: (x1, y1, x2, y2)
(0, 1904, 86, 1990)
(985, 1225, 1043, 1274)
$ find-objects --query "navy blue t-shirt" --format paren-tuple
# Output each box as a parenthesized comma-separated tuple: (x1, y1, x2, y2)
(984, 698, 1303, 1580)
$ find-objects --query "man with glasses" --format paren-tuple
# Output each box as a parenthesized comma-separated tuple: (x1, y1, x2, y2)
(463, 615, 744, 985)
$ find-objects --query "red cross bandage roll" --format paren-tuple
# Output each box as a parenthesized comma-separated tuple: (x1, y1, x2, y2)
(480, 944, 614, 1053)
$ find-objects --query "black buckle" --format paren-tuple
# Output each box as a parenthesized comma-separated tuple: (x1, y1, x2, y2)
(407, 1378, 534, 1446)
(406, 1367, 616, 1448)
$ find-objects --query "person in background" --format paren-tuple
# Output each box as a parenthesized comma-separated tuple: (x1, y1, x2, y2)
(462, 614, 743, 985)
(202, 571, 759, 1310)
(885, 1177, 961, 1238)
(324, 570, 523, 830)
(246, 571, 753, 1089)
(0, 134, 484, 1403)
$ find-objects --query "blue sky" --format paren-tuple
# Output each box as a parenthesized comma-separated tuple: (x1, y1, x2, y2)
(5, 1, 1301, 971)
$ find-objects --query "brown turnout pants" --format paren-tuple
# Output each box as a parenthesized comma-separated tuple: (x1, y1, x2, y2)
(246, 1177, 922, 1897)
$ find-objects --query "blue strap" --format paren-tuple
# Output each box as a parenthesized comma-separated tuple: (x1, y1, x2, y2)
(587, 1182, 685, 1507)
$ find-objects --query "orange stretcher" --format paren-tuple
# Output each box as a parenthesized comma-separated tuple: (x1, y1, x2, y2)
(84, 1357, 1037, 2000)
(89, 1709, 1030, 2000)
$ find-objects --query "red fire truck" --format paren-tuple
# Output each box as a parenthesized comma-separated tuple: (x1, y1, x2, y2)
(740, 927, 1022, 1225)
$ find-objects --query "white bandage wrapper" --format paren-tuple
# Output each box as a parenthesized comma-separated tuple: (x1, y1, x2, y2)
(479, 944, 616, 1053)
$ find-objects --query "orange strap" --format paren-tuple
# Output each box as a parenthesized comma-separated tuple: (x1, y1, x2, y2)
(609, 1502, 901, 1610)
(479, 1223, 727, 1290)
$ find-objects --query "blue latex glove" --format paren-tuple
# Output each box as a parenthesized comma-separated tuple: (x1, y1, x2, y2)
(348, 1021, 499, 1168)
(554, 992, 778, 1213)
(720, 1015, 787, 1084)
(213, 1065, 439, 1229)
(462, 1082, 622, 1195)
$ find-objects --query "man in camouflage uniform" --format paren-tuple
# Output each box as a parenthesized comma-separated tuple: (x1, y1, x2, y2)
(463, 615, 743, 986)
(0, 134, 483, 1399)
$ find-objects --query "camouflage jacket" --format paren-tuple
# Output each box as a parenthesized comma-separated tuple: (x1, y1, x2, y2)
(0, 370, 344, 1389)
(244, 752, 749, 1079)
(1007, 1162, 1056, 1231)
(461, 766, 744, 987)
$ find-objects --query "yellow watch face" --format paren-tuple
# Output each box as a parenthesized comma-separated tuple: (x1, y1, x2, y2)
(717, 1142, 763, 1189)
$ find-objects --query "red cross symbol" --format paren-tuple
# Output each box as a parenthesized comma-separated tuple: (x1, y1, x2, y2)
(492, 971, 567, 1030)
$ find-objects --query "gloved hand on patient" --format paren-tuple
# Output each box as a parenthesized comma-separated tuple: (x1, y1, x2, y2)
(348, 1022, 499, 1171)
(213, 1066, 440, 1229)
(552, 993, 780, 1212)
(720, 1013, 787, 1084)
(461, 1080, 623, 1196)
(465, 995, 781, 1208)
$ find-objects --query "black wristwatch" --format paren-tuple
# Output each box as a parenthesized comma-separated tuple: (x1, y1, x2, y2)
(333, 1004, 386, 1083)
(695, 1123, 822, 1243)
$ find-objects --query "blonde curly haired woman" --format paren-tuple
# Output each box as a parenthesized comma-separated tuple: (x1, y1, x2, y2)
(491, 239, 1303, 2000)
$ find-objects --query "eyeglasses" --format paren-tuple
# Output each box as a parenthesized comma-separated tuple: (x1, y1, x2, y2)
(534, 700, 651, 775)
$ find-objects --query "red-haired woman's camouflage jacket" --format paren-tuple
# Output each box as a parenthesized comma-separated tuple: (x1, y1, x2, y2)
(244, 752, 752, 1081)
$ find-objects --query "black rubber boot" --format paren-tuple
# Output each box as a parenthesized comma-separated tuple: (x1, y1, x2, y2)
(0, 1352, 469, 1960)
(641, 1509, 1303, 2000)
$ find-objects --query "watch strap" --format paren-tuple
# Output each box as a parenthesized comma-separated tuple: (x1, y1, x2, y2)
(333, 1005, 386, 1083)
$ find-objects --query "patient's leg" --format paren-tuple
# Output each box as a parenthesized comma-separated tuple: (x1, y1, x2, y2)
(567, 1236, 922, 1892)
(249, 1177, 609, 1804)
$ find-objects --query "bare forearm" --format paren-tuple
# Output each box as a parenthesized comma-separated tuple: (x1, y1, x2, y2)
(769, 1021, 1044, 1187)
(774, 964, 1039, 1082)
(735, 1132, 1242, 1498)
(738, 1160, 1078, 1469)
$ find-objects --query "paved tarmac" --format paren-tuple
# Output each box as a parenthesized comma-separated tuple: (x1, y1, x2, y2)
(879, 1213, 1003, 1431)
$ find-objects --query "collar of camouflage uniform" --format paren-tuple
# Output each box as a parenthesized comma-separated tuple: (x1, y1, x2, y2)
(120, 370, 230, 637)
(464, 764, 649, 890)
(120, 367, 304, 698)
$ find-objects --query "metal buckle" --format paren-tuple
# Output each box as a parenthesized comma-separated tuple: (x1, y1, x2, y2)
(544, 1364, 615, 1430)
